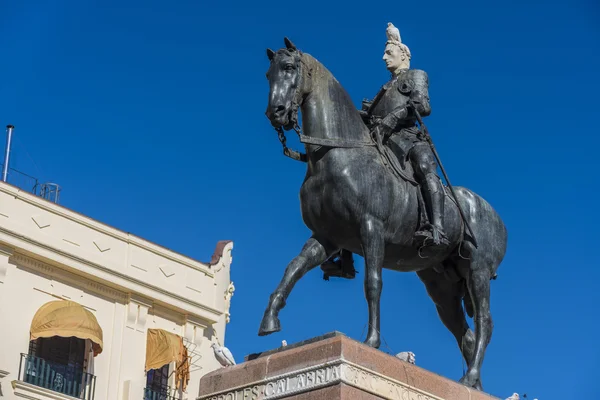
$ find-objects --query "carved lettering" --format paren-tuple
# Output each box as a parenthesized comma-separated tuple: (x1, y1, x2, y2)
(276, 379, 285, 394)
(316, 368, 325, 384)
(306, 370, 315, 385)
(265, 382, 276, 396)
(202, 363, 439, 400)
(297, 373, 306, 388)
(331, 365, 340, 380)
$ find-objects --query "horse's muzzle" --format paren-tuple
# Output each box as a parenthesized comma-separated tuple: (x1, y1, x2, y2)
(266, 105, 290, 128)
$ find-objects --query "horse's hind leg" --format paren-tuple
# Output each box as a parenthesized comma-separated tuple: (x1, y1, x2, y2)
(416, 268, 475, 368)
(362, 217, 385, 348)
(458, 252, 493, 391)
(258, 235, 335, 336)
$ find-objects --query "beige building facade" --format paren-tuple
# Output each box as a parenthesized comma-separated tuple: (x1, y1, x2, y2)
(0, 181, 234, 400)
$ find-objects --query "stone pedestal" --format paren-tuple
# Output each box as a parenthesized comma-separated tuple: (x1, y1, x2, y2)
(198, 332, 499, 400)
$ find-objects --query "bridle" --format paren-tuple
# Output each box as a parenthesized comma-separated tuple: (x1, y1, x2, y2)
(270, 51, 375, 163)
(271, 50, 311, 163)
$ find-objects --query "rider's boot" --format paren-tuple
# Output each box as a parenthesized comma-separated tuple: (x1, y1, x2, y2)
(320, 250, 357, 280)
(415, 173, 450, 247)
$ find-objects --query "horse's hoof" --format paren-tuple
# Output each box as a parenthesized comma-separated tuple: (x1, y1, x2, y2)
(258, 314, 281, 336)
(459, 372, 482, 390)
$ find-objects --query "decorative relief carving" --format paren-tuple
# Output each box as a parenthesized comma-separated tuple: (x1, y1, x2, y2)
(184, 319, 206, 347)
(12, 253, 127, 301)
(13, 254, 54, 275)
(86, 281, 127, 302)
(93, 240, 111, 253)
(199, 361, 442, 400)
(31, 214, 51, 229)
(62, 238, 80, 247)
(159, 264, 175, 278)
(224, 281, 235, 324)
(130, 264, 147, 272)
(126, 295, 152, 333)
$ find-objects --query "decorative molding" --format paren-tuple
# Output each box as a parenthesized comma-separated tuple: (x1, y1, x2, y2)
(31, 214, 51, 229)
(126, 294, 152, 332)
(93, 240, 111, 253)
(184, 317, 208, 347)
(0, 244, 13, 257)
(86, 281, 127, 302)
(198, 360, 443, 400)
(0, 183, 215, 277)
(206, 240, 233, 271)
(0, 225, 222, 322)
(13, 254, 55, 275)
(62, 238, 80, 247)
(224, 281, 235, 324)
(130, 264, 147, 272)
(0, 369, 9, 378)
(12, 253, 127, 302)
(159, 264, 175, 278)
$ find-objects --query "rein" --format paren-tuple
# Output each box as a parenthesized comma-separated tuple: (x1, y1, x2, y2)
(272, 53, 375, 163)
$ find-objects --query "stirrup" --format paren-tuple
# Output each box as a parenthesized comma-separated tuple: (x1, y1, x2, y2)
(320, 258, 357, 281)
(415, 225, 450, 247)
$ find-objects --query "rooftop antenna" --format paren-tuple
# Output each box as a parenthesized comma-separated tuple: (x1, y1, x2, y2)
(2, 125, 14, 182)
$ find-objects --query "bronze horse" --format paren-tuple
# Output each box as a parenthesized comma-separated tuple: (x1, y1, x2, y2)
(259, 38, 507, 390)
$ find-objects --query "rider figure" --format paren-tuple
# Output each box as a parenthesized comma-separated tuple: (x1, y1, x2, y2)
(361, 22, 449, 247)
(320, 22, 448, 280)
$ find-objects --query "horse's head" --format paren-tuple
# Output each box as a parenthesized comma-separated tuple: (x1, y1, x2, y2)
(265, 37, 308, 130)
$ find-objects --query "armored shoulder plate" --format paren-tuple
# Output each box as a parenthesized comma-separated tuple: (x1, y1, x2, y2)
(402, 69, 429, 94)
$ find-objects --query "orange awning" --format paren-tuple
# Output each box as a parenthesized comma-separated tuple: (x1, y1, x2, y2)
(30, 300, 104, 356)
(146, 329, 190, 391)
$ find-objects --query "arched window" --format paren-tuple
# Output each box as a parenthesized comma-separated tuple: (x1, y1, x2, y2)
(19, 300, 102, 400)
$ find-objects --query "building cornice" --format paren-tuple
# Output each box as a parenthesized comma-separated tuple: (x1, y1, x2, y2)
(12, 253, 129, 302)
(0, 183, 215, 277)
(1, 228, 224, 324)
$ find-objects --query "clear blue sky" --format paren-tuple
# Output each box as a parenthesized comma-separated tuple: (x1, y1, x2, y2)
(1, 1, 599, 398)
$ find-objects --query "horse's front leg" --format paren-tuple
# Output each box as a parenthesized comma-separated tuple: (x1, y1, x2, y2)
(258, 235, 335, 336)
(362, 217, 385, 348)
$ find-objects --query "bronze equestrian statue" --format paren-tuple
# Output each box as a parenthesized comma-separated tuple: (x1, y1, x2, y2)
(258, 24, 508, 391)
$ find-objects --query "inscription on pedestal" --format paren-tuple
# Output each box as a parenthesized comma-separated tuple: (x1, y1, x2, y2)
(200, 362, 442, 400)
(205, 364, 340, 400)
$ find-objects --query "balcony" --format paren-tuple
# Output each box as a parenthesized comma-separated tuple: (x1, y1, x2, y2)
(17, 353, 96, 400)
(144, 385, 182, 400)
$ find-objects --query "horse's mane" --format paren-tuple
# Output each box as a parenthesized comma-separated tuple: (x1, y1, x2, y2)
(298, 51, 369, 136)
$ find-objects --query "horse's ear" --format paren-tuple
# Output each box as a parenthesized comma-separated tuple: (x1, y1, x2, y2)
(266, 48, 275, 60)
(284, 37, 297, 51)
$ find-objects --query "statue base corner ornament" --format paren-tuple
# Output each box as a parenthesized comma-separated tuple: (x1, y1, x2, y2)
(198, 332, 500, 400)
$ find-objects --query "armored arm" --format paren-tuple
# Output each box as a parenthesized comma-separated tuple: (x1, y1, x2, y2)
(359, 98, 373, 125)
(379, 69, 431, 133)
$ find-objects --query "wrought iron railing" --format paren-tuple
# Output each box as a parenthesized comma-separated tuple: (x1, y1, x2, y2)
(0, 164, 61, 203)
(144, 385, 181, 400)
(0, 164, 39, 193)
(18, 353, 96, 400)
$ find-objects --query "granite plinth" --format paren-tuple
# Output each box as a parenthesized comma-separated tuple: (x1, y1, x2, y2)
(198, 332, 499, 400)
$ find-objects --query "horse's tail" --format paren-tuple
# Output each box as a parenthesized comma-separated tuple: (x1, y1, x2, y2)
(453, 185, 508, 319)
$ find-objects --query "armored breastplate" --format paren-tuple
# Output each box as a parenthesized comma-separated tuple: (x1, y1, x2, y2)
(369, 71, 412, 118)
